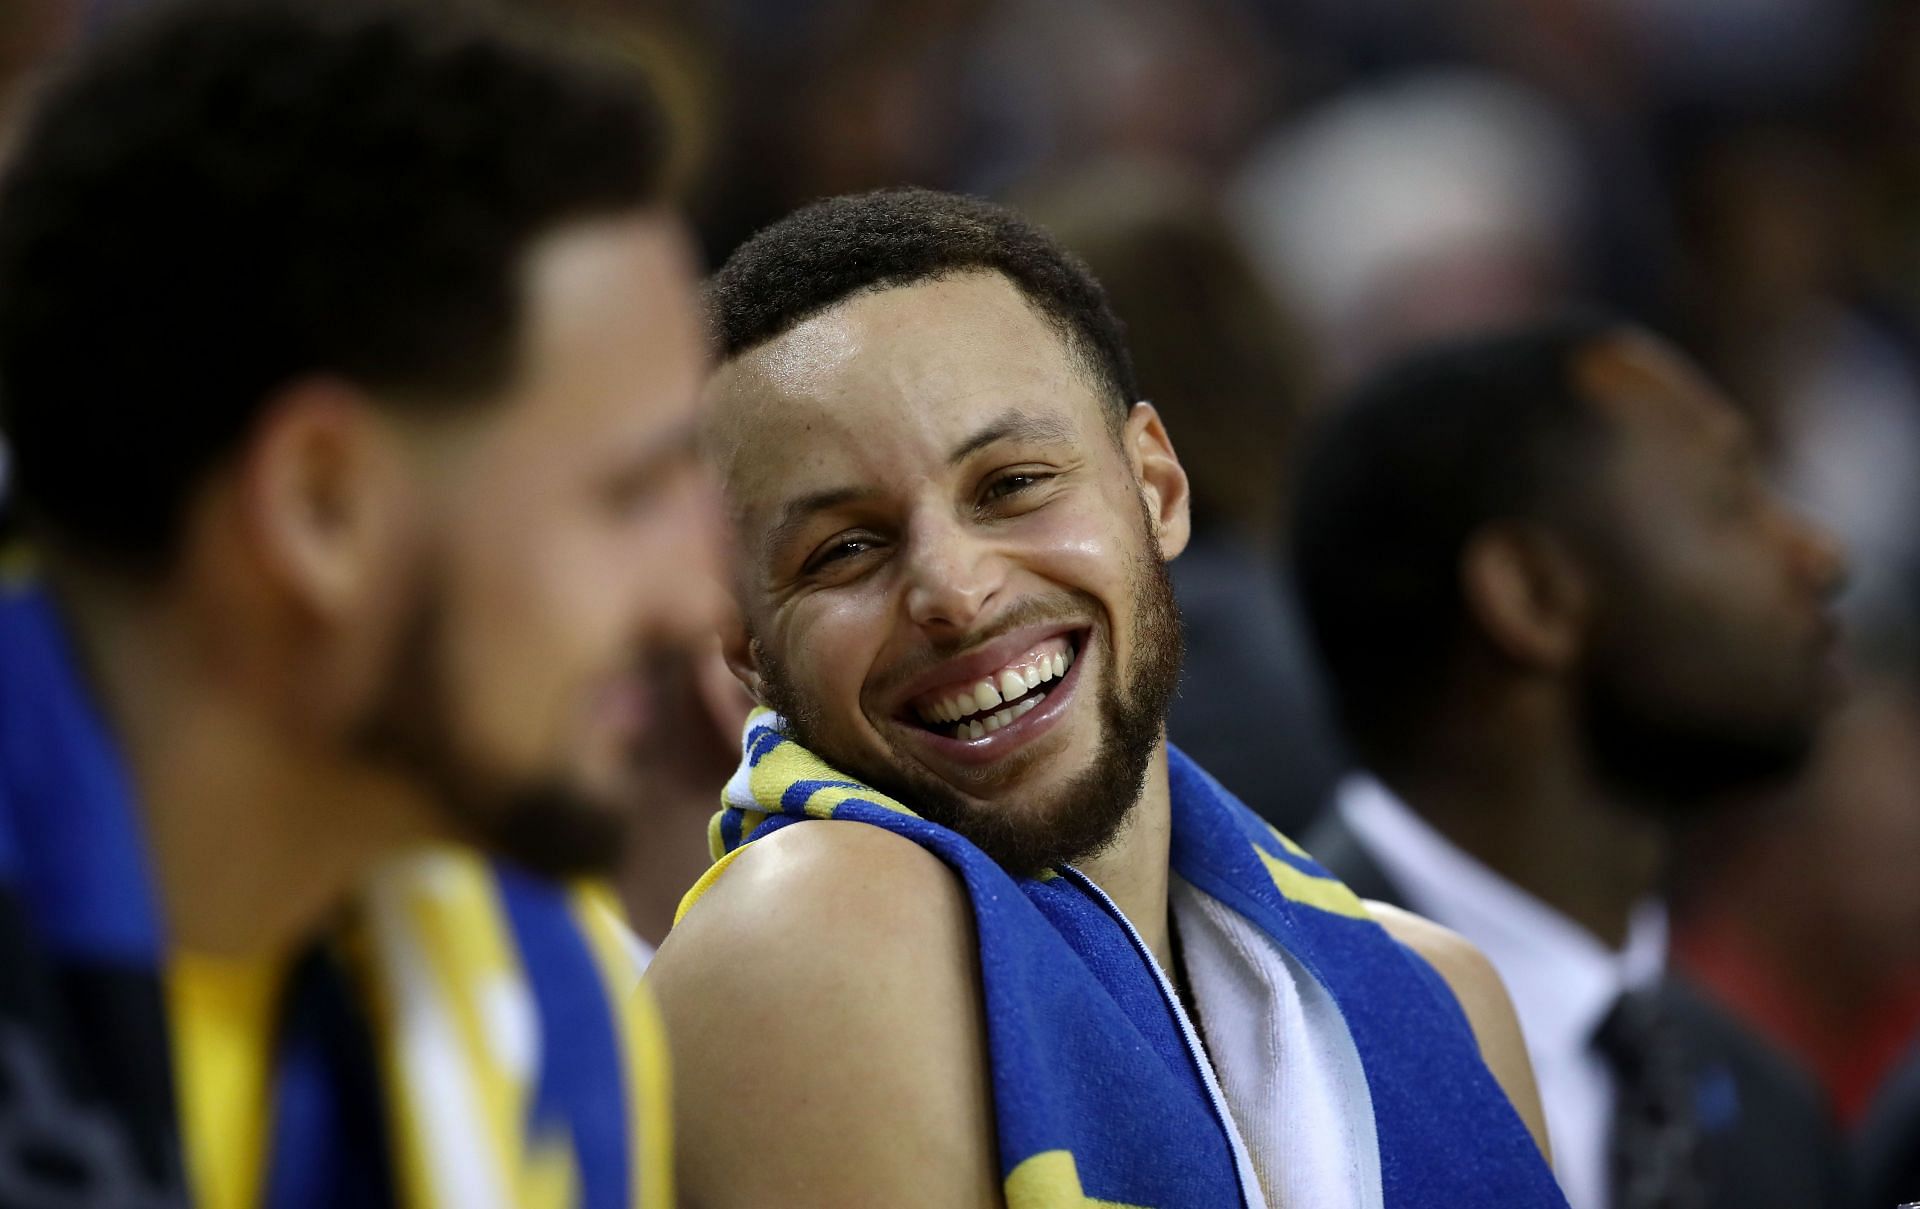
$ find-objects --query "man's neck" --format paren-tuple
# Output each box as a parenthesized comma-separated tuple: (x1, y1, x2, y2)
(1381, 747, 1666, 952)
(1078, 740, 1177, 975)
(60, 583, 445, 959)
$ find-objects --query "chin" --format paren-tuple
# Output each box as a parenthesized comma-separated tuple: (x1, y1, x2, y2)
(470, 782, 630, 880)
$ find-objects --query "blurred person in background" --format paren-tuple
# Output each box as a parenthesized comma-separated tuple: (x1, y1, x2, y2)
(1231, 71, 1586, 386)
(0, 1, 719, 1205)
(1023, 161, 1346, 834)
(1656, 115, 1920, 1133)
(653, 187, 1564, 1209)
(1292, 316, 1853, 1209)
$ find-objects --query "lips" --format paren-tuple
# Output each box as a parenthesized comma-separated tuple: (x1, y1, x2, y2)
(885, 624, 1091, 768)
(912, 637, 1075, 739)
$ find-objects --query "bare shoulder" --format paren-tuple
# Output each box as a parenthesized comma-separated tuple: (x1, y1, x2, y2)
(1364, 900, 1553, 1165)
(1363, 900, 1497, 1005)
(647, 821, 999, 1208)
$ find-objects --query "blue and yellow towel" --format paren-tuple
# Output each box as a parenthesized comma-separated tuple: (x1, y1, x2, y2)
(0, 578, 670, 1209)
(681, 709, 1568, 1209)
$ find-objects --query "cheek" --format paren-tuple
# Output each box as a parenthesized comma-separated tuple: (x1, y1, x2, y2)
(1018, 487, 1153, 640)
(442, 507, 621, 767)
(774, 592, 887, 726)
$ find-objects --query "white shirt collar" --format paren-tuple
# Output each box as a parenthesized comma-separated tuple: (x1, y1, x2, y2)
(1335, 773, 1667, 1055)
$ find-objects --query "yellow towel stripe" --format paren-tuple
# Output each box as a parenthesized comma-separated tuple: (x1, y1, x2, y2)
(423, 861, 535, 1204)
(746, 739, 919, 820)
(735, 809, 767, 844)
(1257, 847, 1371, 920)
(1004, 1150, 1149, 1209)
(360, 852, 529, 1208)
(571, 885, 674, 1209)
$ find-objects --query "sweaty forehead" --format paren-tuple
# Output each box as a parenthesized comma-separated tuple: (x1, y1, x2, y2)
(706, 272, 1105, 523)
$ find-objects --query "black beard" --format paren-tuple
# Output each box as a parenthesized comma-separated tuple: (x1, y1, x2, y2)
(760, 545, 1183, 877)
(351, 581, 626, 880)
(1579, 663, 1817, 814)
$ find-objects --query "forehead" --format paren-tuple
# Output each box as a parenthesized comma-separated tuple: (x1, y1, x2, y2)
(516, 213, 702, 423)
(708, 272, 1108, 523)
(1573, 331, 1747, 464)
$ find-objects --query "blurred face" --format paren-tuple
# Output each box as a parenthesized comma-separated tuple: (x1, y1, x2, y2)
(358, 213, 724, 876)
(709, 272, 1187, 875)
(1572, 334, 1847, 804)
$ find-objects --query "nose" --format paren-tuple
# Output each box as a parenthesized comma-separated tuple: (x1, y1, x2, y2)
(901, 510, 1007, 636)
(1786, 504, 1849, 602)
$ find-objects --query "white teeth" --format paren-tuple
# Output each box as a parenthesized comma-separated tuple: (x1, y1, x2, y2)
(919, 643, 1077, 732)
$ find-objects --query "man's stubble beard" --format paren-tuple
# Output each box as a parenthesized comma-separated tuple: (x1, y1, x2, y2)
(1577, 630, 1819, 815)
(351, 572, 628, 880)
(759, 538, 1184, 877)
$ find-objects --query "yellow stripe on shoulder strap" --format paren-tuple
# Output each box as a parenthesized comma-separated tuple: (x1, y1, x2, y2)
(673, 843, 749, 928)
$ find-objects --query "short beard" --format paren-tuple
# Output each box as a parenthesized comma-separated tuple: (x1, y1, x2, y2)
(1579, 662, 1817, 813)
(760, 541, 1183, 878)
(351, 578, 626, 880)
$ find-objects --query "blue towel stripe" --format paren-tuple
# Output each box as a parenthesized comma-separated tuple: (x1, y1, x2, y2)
(496, 868, 631, 1209)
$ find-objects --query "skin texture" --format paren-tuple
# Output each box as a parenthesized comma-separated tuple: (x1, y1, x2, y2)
(653, 270, 1550, 1206)
(60, 211, 725, 956)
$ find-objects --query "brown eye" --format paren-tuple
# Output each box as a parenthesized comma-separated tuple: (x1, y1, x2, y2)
(804, 535, 877, 575)
(982, 471, 1052, 503)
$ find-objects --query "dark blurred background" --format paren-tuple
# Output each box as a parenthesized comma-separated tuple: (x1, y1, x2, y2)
(7, 0, 1920, 1145)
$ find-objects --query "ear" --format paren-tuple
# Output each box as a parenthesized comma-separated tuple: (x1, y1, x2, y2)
(236, 378, 409, 621)
(1460, 521, 1590, 672)
(719, 604, 771, 707)
(1122, 402, 1191, 561)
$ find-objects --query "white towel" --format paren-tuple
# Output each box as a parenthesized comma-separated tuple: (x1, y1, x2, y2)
(1172, 876, 1385, 1209)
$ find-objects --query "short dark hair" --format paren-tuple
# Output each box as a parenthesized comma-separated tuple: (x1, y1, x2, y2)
(0, 0, 668, 569)
(706, 188, 1138, 412)
(1289, 314, 1622, 755)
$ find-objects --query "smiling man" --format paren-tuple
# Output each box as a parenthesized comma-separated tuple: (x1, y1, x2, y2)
(647, 188, 1567, 1208)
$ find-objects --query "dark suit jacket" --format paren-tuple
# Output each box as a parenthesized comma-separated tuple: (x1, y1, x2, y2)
(1166, 531, 1347, 835)
(1303, 808, 1857, 1209)
(1858, 1039, 1920, 1208)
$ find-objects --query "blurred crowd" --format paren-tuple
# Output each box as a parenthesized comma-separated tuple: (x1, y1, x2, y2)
(5, 0, 1920, 1193)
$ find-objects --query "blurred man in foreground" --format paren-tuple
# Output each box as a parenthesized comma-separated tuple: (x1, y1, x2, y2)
(0, 2, 718, 1204)
(1293, 317, 1853, 1209)
(650, 188, 1566, 1208)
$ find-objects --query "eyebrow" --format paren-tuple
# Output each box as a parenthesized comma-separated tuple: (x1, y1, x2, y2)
(764, 485, 877, 558)
(761, 410, 1077, 559)
(947, 409, 1076, 466)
